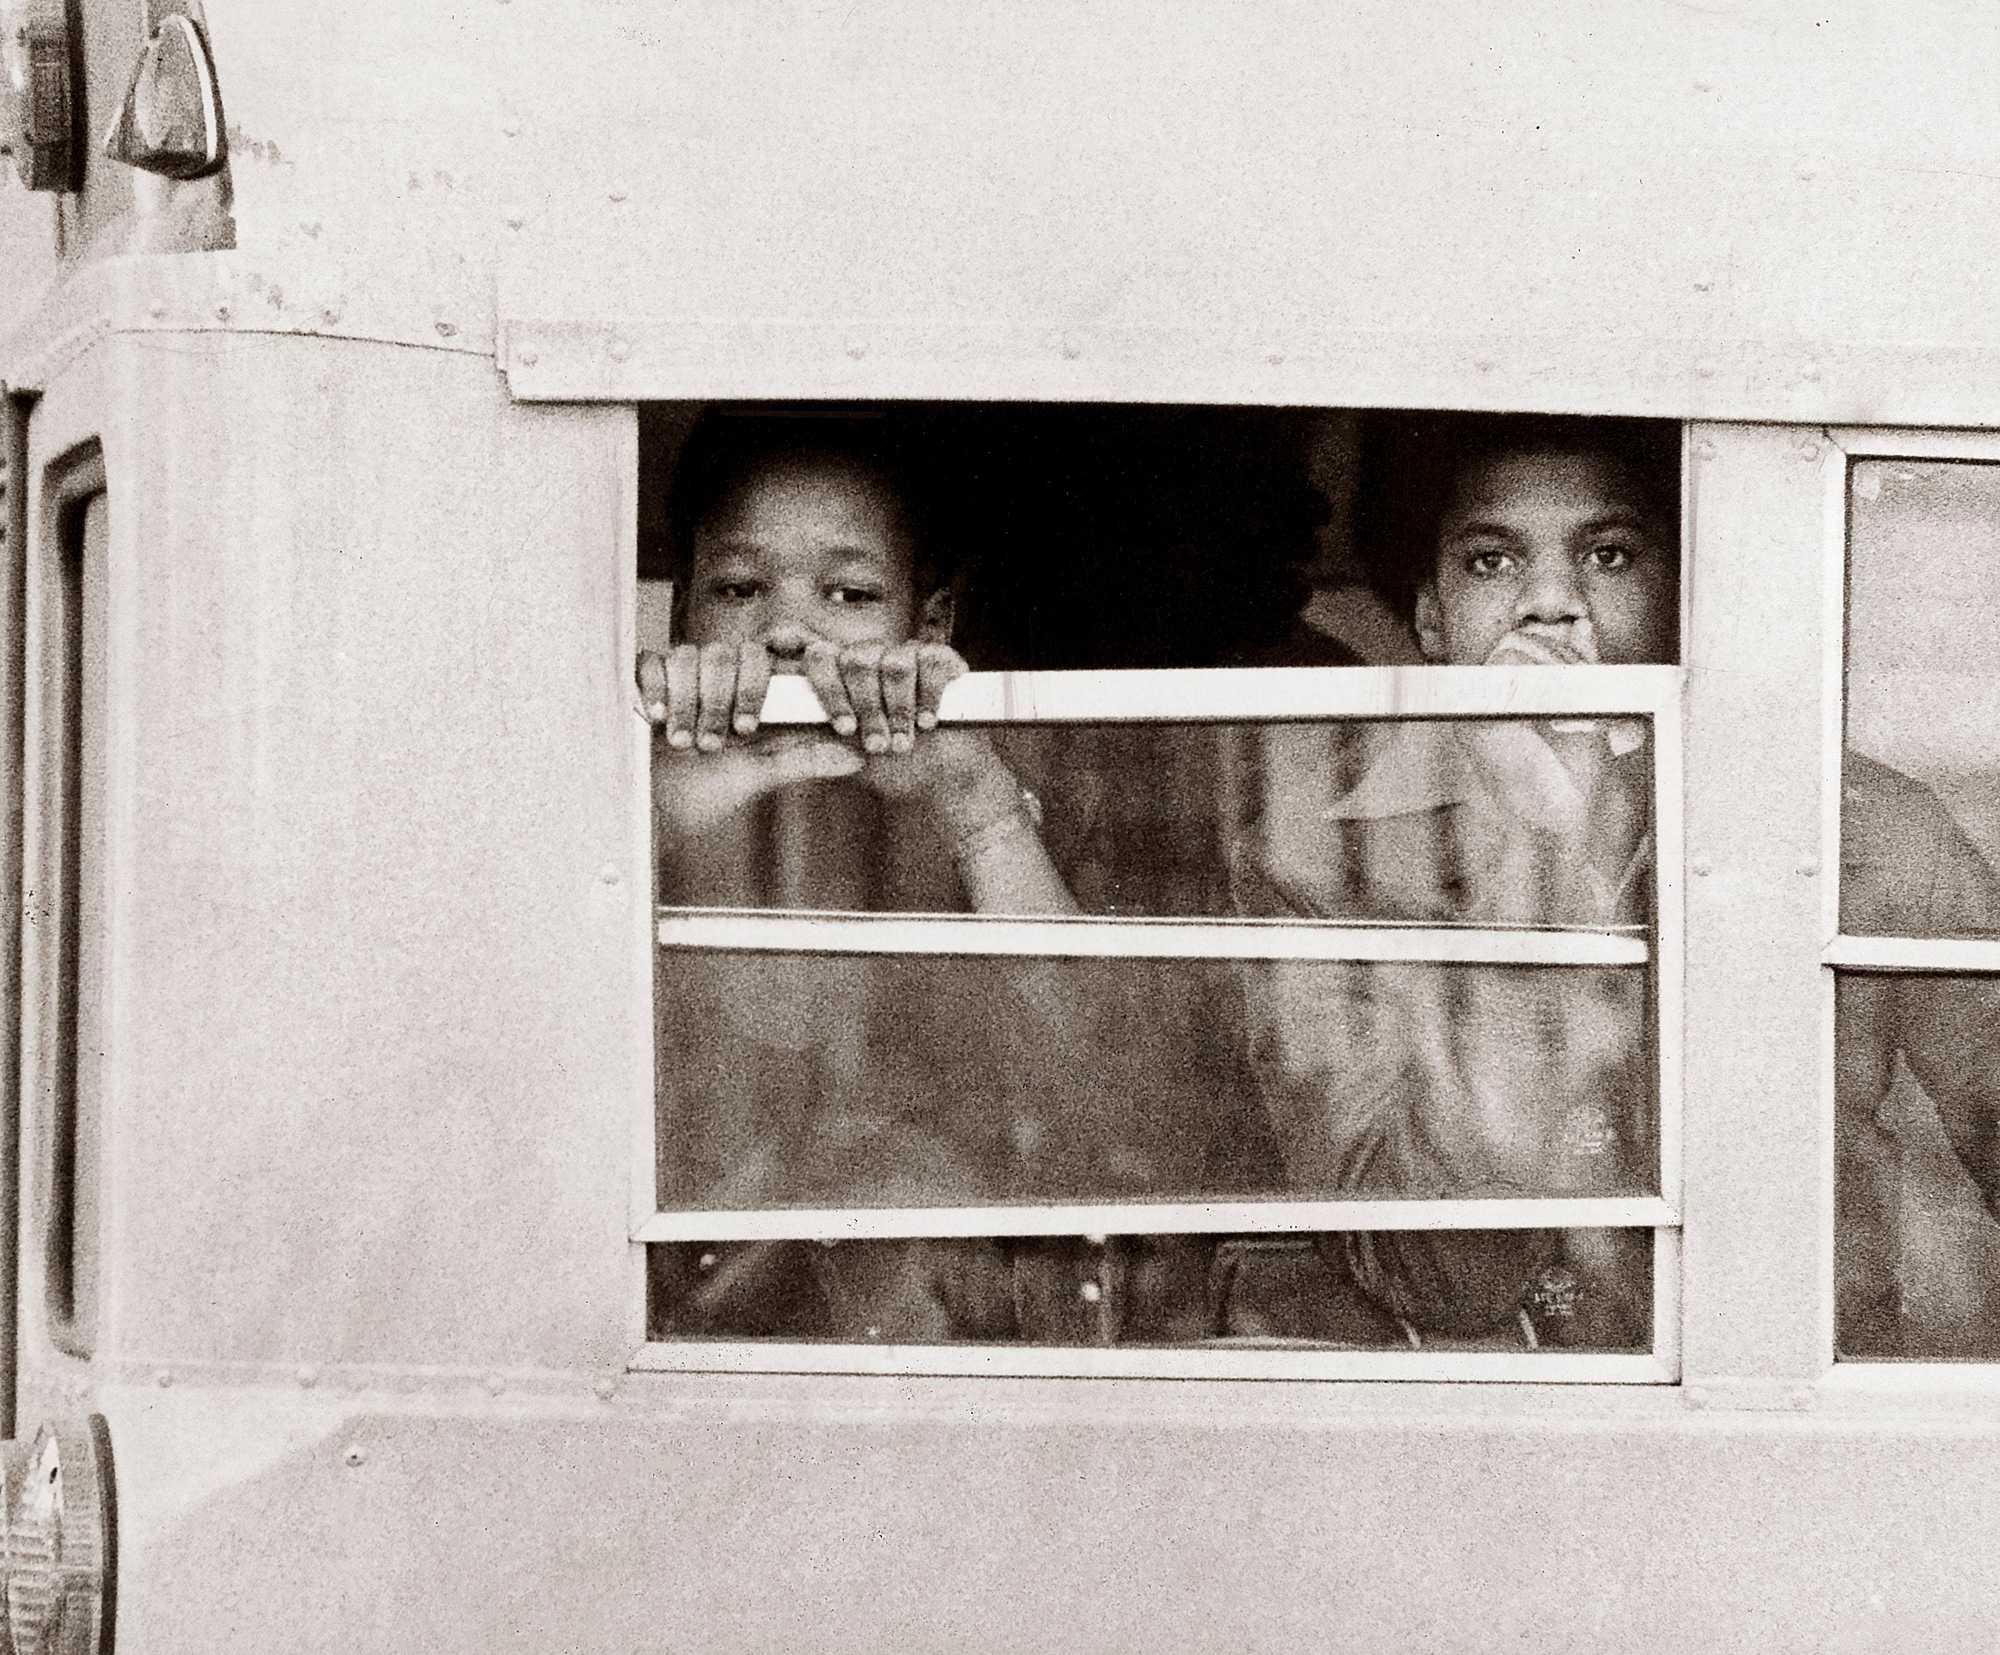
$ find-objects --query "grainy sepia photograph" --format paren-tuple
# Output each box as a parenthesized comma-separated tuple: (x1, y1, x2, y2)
(3, 2, 2000, 1650)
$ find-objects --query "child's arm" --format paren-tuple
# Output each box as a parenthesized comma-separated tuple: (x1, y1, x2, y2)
(831, 642, 1078, 915)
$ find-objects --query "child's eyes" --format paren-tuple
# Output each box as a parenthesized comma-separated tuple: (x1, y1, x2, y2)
(707, 578, 762, 602)
(827, 585, 884, 606)
(1465, 548, 1514, 577)
(1587, 540, 1641, 572)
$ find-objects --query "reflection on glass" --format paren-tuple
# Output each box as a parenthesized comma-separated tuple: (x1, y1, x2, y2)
(656, 717, 1656, 926)
(1845, 460, 2000, 936)
(657, 952, 1657, 1211)
(647, 1229, 1652, 1352)
(656, 704, 1660, 1350)
(1836, 971, 2000, 1360)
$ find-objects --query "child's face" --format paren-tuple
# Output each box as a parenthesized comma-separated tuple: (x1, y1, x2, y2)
(682, 454, 948, 660)
(1415, 450, 1677, 666)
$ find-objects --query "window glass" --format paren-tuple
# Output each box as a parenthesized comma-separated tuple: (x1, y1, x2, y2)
(656, 949, 1656, 1211)
(648, 1228, 1653, 1353)
(1839, 456, 2000, 1360)
(1836, 970, 2000, 1360)
(1844, 459, 2000, 934)
(659, 717, 1655, 926)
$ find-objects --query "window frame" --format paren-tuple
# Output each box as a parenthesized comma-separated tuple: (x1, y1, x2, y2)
(642, 656, 1686, 1383)
(1817, 426, 2000, 1390)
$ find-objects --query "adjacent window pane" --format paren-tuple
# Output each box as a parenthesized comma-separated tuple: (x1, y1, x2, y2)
(648, 1228, 1652, 1352)
(656, 950, 1656, 1210)
(1845, 460, 2000, 935)
(1836, 970, 2000, 1360)
(657, 717, 1656, 928)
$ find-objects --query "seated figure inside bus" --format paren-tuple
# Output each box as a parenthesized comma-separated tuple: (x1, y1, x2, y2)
(1226, 413, 1677, 1349)
(1839, 760, 2000, 1357)
(642, 409, 1244, 1345)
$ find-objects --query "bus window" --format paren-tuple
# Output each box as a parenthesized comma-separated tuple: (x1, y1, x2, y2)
(33, 458, 106, 1360)
(1837, 454, 2000, 1360)
(643, 402, 1682, 1376)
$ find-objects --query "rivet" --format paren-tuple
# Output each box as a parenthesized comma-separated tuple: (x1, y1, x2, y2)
(485, 1374, 506, 1396)
(1789, 1387, 1815, 1411)
(1800, 362, 1822, 384)
(501, 118, 521, 138)
(155, 1369, 174, 1388)
(1692, 276, 1714, 294)
(518, 345, 539, 367)
(343, 1445, 367, 1468)
(147, 300, 167, 320)
(503, 209, 525, 230)
(300, 219, 322, 238)
(297, 1364, 319, 1388)
(1686, 1386, 1709, 1410)
(608, 186, 628, 203)
(1693, 79, 1714, 93)
(1694, 361, 1716, 381)
(214, 302, 232, 322)
(1797, 437, 1822, 461)
(864, 1324, 881, 1341)
(1473, 357, 1495, 374)
(845, 339, 867, 361)
(1084, 1233, 1108, 1247)
(1692, 860, 1713, 877)
(1795, 162, 1816, 182)
(1060, 335, 1080, 360)
(1695, 438, 1718, 460)
(593, 1377, 617, 1401)
(697, 1251, 719, 1270)
(435, 320, 459, 339)
(1796, 859, 1819, 877)
(1079, 1280, 1103, 1303)
(607, 335, 631, 363)
(599, 863, 621, 885)
(1264, 351, 1284, 367)
(320, 306, 341, 326)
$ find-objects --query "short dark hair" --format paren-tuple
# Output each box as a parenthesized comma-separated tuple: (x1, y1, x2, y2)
(664, 407, 953, 599)
(1352, 412, 1681, 618)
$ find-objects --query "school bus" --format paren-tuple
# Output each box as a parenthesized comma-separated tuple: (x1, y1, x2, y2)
(5, 1, 2000, 1650)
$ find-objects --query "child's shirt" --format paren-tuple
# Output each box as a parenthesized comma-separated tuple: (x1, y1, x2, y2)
(1229, 720, 1654, 1340)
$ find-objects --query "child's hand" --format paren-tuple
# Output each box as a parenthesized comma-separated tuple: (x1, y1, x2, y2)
(639, 643, 777, 751)
(638, 640, 964, 751)
(795, 642, 1026, 836)
(641, 646, 864, 836)
(1485, 620, 1597, 667)
(796, 640, 967, 755)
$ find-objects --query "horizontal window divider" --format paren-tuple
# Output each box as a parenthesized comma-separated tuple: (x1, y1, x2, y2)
(747, 664, 1681, 727)
(657, 910, 1649, 966)
(628, 1340, 1675, 1385)
(636, 1195, 1676, 1244)
(1818, 1362, 2000, 1400)
(1828, 428, 2000, 463)
(1824, 934, 2000, 974)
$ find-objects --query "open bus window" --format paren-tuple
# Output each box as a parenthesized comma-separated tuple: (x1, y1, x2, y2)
(642, 402, 1682, 1370)
(1837, 458, 2000, 1360)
